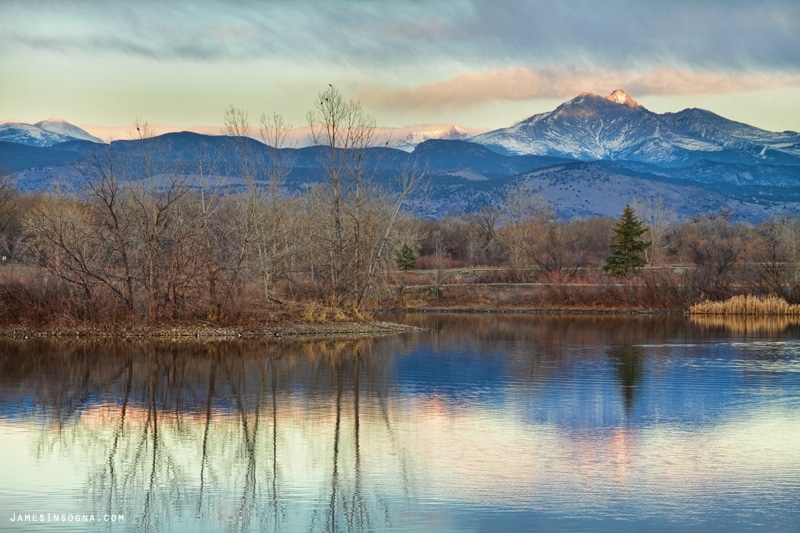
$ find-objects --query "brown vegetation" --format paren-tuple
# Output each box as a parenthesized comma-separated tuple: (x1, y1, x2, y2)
(4, 166, 800, 331)
(689, 294, 800, 315)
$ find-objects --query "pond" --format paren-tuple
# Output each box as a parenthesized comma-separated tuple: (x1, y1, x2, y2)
(0, 314, 799, 532)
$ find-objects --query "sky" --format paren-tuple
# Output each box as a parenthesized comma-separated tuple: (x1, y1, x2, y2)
(1, 0, 799, 141)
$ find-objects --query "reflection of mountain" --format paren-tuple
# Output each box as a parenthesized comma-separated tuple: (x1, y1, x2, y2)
(0, 315, 792, 427)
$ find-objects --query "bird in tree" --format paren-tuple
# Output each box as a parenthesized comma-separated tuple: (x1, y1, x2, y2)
(603, 205, 651, 276)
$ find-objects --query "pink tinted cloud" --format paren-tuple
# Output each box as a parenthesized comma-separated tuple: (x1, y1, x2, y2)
(358, 66, 800, 109)
(78, 123, 226, 142)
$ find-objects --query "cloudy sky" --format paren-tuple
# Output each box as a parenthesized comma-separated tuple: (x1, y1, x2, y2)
(1, 0, 799, 140)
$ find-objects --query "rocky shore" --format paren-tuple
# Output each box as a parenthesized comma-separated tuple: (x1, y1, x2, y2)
(0, 320, 422, 341)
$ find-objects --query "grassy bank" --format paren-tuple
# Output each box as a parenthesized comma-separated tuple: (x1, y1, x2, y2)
(689, 294, 800, 315)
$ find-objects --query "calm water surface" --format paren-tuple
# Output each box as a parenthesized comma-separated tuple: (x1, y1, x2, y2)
(0, 314, 799, 532)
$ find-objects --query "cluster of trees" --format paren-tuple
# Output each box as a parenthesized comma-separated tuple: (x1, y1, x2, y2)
(0, 87, 420, 324)
(411, 195, 800, 304)
(1, 87, 799, 326)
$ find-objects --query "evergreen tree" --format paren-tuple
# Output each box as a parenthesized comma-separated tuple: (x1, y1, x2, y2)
(395, 243, 417, 271)
(603, 206, 651, 276)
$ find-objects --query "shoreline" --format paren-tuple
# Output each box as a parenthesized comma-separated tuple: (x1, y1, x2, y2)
(384, 307, 685, 316)
(0, 320, 423, 341)
(5, 297, 796, 340)
(0, 307, 678, 340)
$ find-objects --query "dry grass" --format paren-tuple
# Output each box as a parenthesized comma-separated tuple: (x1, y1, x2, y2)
(689, 294, 800, 315)
(296, 296, 372, 324)
(299, 301, 346, 323)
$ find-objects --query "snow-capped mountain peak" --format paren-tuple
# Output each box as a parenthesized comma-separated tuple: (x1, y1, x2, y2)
(0, 118, 103, 147)
(35, 116, 70, 126)
(469, 89, 800, 163)
(390, 124, 476, 152)
(605, 89, 640, 108)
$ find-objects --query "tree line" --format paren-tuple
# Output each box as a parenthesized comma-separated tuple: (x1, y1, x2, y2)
(1, 86, 799, 327)
(409, 196, 799, 307)
(0, 87, 421, 325)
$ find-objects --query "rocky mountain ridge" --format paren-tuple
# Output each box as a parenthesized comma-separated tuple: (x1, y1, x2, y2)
(470, 90, 800, 166)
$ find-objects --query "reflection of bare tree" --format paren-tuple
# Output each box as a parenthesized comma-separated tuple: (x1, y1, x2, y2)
(327, 357, 343, 532)
(318, 349, 388, 533)
(106, 357, 132, 518)
(198, 357, 216, 517)
(351, 351, 367, 531)
(0, 337, 410, 532)
(268, 357, 284, 530)
(224, 352, 258, 531)
(15, 329, 652, 531)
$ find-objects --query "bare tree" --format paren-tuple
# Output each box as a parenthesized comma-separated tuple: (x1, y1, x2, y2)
(124, 121, 194, 316)
(306, 85, 377, 299)
(500, 182, 554, 269)
(25, 193, 97, 305)
(0, 173, 22, 261)
(76, 148, 136, 312)
(747, 218, 800, 301)
(306, 85, 422, 308)
(465, 206, 504, 265)
(678, 212, 746, 298)
(630, 196, 676, 265)
(220, 107, 299, 306)
(257, 111, 297, 300)
(219, 107, 263, 307)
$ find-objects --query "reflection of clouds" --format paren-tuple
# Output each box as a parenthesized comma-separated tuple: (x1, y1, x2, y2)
(14, 396, 798, 511)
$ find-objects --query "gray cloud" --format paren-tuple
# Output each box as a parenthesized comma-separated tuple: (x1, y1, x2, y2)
(2, 0, 799, 72)
(453, 0, 800, 71)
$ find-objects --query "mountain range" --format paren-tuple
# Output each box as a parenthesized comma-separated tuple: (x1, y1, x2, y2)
(1, 91, 799, 222)
(0, 118, 103, 147)
(472, 90, 800, 166)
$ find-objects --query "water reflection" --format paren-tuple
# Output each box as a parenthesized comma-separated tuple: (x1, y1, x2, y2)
(0, 315, 799, 532)
(1, 338, 402, 532)
(608, 344, 645, 415)
(690, 314, 800, 335)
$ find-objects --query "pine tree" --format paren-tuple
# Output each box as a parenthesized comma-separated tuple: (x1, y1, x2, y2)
(395, 243, 417, 271)
(603, 206, 651, 276)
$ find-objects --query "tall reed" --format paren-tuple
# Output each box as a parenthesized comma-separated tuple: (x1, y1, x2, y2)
(689, 294, 800, 315)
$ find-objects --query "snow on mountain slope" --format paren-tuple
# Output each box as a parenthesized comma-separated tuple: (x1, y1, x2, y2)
(470, 90, 800, 164)
(391, 124, 474, 152)
(0, 118, 103, 147)
(34, 117, 104, 143)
